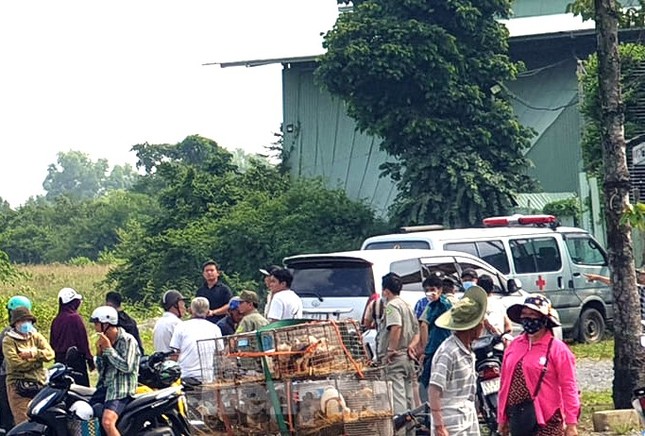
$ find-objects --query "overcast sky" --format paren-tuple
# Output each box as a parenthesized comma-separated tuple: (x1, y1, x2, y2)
(0, 1, 339, 207)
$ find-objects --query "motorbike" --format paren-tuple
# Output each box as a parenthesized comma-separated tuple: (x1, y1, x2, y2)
(8, 355, 190, 436)
(393, 402, 431, 435)
(472, 332, 506, 436)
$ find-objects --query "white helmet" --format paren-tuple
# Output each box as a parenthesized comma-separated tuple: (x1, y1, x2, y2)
(58, 287, 82, 305)
(90, 306, 118, 325)
(70, 400, 94, 420)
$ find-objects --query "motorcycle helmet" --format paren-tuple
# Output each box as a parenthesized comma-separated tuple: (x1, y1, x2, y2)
(70, 400, 94, 421)
(157, 360, 181, 387)
(7, 295, 32, 311)
(58, 287, 82, 305)
(89, 306, 118, 325)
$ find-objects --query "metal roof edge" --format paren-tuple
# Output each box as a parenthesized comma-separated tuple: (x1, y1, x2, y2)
(204, 55, 320, 69)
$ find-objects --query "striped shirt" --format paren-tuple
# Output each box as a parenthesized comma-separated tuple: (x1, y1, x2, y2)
(429, 334, 479, 435)
(96, 327, 140, 401)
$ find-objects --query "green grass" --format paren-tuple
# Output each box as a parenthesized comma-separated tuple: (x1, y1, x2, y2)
(0, 263, 159, 353)
(570, 338, 614, 360)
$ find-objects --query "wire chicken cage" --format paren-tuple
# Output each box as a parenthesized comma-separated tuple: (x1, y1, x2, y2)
(288, 378, 393, 435)
(197, 319, 369, 386)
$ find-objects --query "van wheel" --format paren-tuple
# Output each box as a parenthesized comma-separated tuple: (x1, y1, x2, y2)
(577, 308, 605, 343)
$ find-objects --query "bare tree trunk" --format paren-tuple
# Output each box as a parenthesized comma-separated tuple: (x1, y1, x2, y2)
(594, 0, 645, 408)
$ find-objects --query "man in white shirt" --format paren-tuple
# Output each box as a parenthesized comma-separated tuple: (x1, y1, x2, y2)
(477, 275, 512, 338)
(152, 290, 186, 353)
(169, 297, 222, 382)
(266, 268, 303, 322)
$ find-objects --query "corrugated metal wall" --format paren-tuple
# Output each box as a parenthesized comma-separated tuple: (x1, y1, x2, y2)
(282, 64, 397, 217)
(511, 0, 570, 18)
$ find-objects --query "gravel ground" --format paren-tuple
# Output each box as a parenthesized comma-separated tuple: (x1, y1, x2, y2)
(577, 358, 614, 392)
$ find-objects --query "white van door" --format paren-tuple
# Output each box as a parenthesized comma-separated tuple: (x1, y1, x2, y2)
(507, 236, 576, 330)
(561, 232, 612, 342)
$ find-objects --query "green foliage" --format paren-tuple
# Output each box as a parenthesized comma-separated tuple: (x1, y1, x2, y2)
(43, 150, 139, 201)
(0, 249, 23, 284)
(543, 198, 582, 219)
(316, 0, 537, 227)
(108, 136, 385, 301)
(621, 202, 645, 230)
(578, 43, 645, 177)
(567, 0, 645, 27)
(0, 190, 157, 263)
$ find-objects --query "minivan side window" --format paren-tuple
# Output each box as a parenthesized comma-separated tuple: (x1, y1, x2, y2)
(365, 241, 431, 250)
(564, 235, 608, 266)
(444, 241, 510, 274)
(509, 237, 562, 273)
(391, 259, 424, 292)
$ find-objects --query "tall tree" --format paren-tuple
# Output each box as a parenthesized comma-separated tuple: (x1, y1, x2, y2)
(316, 0, 536, 227)
(43, 151, 108, 201)
(569, 0, 645, 407)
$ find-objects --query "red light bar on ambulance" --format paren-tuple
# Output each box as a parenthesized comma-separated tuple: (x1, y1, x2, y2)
(482, 214, 557, 227)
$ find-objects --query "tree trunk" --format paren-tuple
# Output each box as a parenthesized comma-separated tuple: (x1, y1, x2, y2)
(594, 0, 645, 409)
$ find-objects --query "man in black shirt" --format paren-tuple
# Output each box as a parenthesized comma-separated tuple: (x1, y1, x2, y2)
(196, 260, 232, 324)
(105, 291, 145, 355)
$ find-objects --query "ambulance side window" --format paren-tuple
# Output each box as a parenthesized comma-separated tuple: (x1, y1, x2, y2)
(510, 237, 562, 273)
(564, 235, 608, 266)
(444, 241, 510, 274)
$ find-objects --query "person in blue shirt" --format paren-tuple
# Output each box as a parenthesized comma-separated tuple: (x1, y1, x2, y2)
(417, 275, 453, 403)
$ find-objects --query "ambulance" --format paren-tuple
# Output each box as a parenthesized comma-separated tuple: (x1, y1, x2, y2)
(360, 215, 611, 343)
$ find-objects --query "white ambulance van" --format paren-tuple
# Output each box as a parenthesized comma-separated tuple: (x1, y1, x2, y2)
(360, 215, 611, 343)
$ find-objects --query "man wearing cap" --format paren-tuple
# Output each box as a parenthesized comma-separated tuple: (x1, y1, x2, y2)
(217, 297, 243, 336)
(429, 286, 488, 436)
(377, 273, 419, 435)
(266, 268, 303, 321)
(259, 265, 280, 317)
(460, 268, 479, 291)
(236, 290, 269, 333)
(153, 290, 187, 353)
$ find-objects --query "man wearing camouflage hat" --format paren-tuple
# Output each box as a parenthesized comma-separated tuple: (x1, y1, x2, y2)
(236, 290, 269, 333)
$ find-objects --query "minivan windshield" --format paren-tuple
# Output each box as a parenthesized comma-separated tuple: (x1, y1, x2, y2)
(289, 261, 374, 298)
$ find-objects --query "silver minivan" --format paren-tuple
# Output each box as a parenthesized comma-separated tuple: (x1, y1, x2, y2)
(360, 215, 611, 343)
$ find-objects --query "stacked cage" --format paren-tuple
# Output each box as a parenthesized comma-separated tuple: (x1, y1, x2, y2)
(190, 319, 392, 435)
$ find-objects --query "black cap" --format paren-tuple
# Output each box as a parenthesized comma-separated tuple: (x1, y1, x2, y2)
(259, 265, 281, 276)
(162, 290, 186, 310)
(461, 268, 478, 280)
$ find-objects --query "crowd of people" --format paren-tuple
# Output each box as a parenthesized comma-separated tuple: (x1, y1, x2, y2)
(0, 258, 583, 436)
(0, 259, 302, 436)
(364, 268, 581, 436)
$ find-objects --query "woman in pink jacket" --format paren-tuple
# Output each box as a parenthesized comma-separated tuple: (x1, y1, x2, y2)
(498, 294, 580, 436)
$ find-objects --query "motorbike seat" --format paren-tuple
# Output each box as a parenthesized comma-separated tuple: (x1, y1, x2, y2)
(126, 386, 179, 411)
(69, 384, 96, 398)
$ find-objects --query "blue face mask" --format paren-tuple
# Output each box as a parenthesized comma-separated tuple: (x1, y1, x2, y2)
(18, 321, 33, 335)
(462, 281, 475, 290)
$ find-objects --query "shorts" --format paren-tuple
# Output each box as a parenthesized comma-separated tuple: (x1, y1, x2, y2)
(104, 398, 129, 415)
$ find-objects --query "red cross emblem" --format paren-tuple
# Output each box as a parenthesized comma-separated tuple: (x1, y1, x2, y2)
(535, 275, 546, 291)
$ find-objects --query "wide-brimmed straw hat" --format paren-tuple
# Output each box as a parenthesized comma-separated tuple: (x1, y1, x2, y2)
(507, 293, 561, 327)
(435, 286, 487, 331)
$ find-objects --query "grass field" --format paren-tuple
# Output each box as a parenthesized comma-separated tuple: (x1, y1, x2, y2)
(0, 263, 160, 351)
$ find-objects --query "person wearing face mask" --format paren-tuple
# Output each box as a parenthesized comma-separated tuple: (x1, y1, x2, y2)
(2, 306, 54, 424)
(417, 275, 452, 403)
(497, 294, 580, 436)
(460, 268, 478, 291)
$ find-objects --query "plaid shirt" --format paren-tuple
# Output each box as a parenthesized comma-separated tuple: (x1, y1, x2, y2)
(96, 327, 140, 401)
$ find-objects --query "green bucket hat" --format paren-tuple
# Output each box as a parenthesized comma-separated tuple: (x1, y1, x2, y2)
(435, 286, 487, 331)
